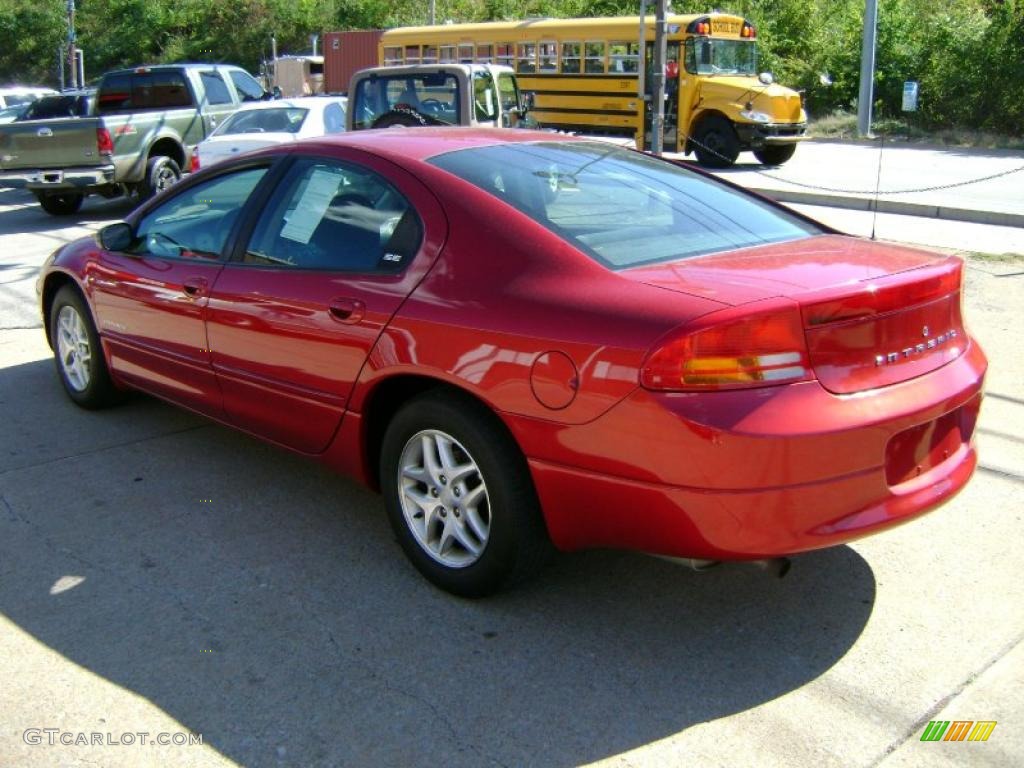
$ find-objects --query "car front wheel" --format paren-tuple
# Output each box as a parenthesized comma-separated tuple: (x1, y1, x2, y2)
(50, 285, 122, 409)
(380, 391, 551, 596)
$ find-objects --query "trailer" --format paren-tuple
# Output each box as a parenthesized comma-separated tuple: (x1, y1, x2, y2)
(324, 30, 383, 94)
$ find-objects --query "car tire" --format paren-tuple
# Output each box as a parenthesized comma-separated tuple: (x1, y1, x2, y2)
(753, 144, 797, 166)
(142, 155, 181, 200)
(37, 192, 84, 216)
(693, 116, 740, 168)
(380, 390, 552, 597)
(50, 285, 122, 409)
(371, 108, 436, 129)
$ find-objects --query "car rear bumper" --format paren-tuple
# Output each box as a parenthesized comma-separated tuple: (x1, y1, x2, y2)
(520, 339, 987, 560)
(0, 165, 116, 190)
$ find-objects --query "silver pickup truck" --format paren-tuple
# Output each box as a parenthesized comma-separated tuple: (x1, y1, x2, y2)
(0, 63, 267, 215)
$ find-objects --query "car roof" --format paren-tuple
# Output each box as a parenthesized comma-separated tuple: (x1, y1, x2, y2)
(298, 127, 582, 164)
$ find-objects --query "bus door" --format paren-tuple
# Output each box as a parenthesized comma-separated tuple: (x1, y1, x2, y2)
(642, 41, 681, 151)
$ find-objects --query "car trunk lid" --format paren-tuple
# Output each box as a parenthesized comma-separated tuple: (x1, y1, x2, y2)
(625, 235, 967, 394)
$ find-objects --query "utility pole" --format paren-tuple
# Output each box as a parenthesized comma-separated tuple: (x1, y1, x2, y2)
(429, 0, 436, 25)
(66, 0, 77, 89)
(857, 0, 878, 137)
(651, 0, 668, 155)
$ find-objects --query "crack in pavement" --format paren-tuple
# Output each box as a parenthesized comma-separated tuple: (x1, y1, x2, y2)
(867, 631, 1024, 767)
(0, 423, 212, 478)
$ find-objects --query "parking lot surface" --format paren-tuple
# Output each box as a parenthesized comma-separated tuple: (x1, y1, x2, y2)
(1, 182, 1022, 767)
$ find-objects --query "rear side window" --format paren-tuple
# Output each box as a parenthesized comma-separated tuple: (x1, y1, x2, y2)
(241, 158, 422, 273)
(200, 71, 233, 105)
(99, 71, 193, 113)
(429, 142, 820, 269)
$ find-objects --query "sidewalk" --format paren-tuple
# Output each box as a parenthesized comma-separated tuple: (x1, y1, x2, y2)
(702, 140, 1024, 228)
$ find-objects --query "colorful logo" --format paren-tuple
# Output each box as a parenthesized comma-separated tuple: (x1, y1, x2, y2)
(920, 720, 997, 742)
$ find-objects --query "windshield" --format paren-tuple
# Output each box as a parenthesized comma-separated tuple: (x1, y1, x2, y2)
(215, 107, 308, 136)
(685, 39, 758, 76)
(429, 142, 819, 269)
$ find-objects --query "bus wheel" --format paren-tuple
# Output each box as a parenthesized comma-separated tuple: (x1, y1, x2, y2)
(693, 117, 739, 168)
(754, 144, 797, 166)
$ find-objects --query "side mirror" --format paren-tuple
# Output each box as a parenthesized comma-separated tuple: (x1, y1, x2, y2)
(758, 72, 774, 85)
(272, 86, 282, 100)
(97, 221, 133, 252)
(520, 91, 535, 114)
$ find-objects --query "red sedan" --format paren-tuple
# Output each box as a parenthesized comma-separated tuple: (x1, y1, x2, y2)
(37, 129, 987, 596)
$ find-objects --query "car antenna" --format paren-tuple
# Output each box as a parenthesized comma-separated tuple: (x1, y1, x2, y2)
(870, 135, 884, 241)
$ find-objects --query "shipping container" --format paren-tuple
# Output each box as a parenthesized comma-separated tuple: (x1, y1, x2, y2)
(324, 30, 384, 94)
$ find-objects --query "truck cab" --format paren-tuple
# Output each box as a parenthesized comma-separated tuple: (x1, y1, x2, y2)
(346, 64, 527, 131)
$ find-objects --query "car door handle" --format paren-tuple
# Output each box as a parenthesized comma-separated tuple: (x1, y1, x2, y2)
(329, 298, 365, 324)
(182, 277, 208, 298)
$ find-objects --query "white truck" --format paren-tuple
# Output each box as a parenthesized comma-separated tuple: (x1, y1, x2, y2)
(346, 63, 531, 131)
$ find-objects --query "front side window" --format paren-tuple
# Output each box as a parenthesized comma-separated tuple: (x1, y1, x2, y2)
(429, 142, 819, 269)
(132, 167, 269, 260)
(473, 71, 498, 122)
(242, 159, 422, 272)
(230, 69, 266, 102)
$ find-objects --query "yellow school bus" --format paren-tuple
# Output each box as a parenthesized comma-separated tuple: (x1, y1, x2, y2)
(379, 13, 807, 166)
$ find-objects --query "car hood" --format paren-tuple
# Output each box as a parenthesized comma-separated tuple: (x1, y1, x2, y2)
(622, 234, 946, 305)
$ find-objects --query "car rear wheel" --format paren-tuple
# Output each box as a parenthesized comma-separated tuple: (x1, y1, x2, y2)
(380, 391, 551, 596)
(37, 192, 84, 216)
(754, 144, 797, 166)
(50, 286, 122, 409)
(693, 116, 740, 168)
(142, 155, 181, 200)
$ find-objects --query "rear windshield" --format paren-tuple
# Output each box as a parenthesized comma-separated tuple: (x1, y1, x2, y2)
(98, 71, 193, 113)
(22, 94, 92, 120)
(428, 142, 820, 269)
(351, 73, 462, 129)
(216, 107, 308, 135)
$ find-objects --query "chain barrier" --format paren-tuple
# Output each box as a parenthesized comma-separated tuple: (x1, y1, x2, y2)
(680, 131, 1024, 196)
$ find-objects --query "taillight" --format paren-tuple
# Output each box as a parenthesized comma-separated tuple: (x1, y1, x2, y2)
(96, 127, 113, 157)
(641, 303, 813, 391)
(190, 151, 200, 173)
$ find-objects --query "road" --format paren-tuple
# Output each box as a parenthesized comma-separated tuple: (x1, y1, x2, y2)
(1, 178, 1022, 767)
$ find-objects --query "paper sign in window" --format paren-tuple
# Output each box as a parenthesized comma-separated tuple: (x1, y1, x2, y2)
(279, 168, 344, 244)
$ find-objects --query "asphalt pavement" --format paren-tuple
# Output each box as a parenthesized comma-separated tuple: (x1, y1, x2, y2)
(1, 147, 1023, 767)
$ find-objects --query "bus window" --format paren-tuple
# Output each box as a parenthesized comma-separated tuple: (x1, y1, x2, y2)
(539, 41, 558, 73)
(496, 42, 515, 68)
(459, 43, 475, 63)
(609, 42, 639, 74)
(383, 46, 402, 64)
(517, 42, 537, 73)
(423, 45, 438, 64)
(561, 42, 581, 73)
(584, 42, 606, 74)
(405, 45, 421, 65)
(476, 44, 494, 63)
(440, 45, 457, 63)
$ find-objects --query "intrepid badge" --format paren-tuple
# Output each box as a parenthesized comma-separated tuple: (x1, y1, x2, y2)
(875, 328, 958, 366)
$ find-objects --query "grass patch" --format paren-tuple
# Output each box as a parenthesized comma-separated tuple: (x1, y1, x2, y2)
(809, 111, 1024, 150)
(962, 250, 1024, 264)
